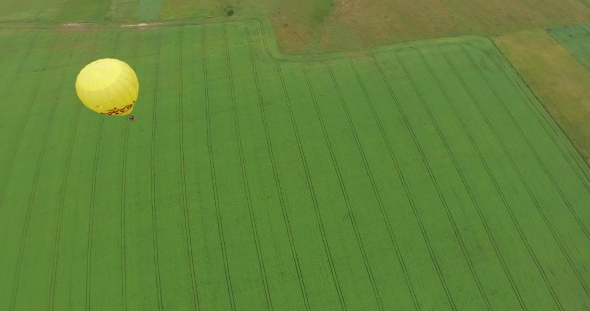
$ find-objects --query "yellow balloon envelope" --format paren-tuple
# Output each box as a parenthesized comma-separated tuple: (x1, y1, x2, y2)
(75, 58, 139, 116)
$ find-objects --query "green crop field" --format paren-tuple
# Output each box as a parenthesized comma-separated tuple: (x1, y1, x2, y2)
(1, 19, 590, 310)
(549, 23, 590, 70)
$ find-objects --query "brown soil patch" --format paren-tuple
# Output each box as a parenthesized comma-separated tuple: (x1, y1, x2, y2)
(134, 0, 590, 56)
(268, 0, 590, 55)
(268, 10, 314, 54)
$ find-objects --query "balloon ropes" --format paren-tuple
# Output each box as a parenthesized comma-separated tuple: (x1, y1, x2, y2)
(75, 58, 139, 119)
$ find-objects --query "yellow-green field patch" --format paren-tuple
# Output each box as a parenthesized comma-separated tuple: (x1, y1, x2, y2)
(494, 29, 590, 162)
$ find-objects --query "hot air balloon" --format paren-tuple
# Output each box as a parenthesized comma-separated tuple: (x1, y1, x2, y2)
(75, 58, 139, 119)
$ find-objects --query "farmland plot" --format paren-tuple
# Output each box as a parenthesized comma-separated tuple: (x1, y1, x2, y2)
(494, 29, 590, 162)
(0, 19, 589, 310)
(549, 23, 590, 71)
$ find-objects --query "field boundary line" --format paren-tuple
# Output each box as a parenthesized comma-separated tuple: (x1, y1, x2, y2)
(120, 95, 129, 311)
(0, 31, 40, 210)
(467, 38, 590, 262)
(244, 23, 311, 310)
(86, 118, 104, 311)
(373, 57, 458, 311)
(4, 18, 450, 65)
(179, 26, 201, 311)
(244, 23, 312, 310)
(319, 61, 388, 310)
(223, 23, 273, 311)
(485, 40, 590, 204)
(396, 48, 493, 310)
(422, 45, 528, 310)
(203, 24, 237, 311)
(251, 18, 482, 64)
(478, 40, 590, 183)
(301, 65, 348, 311)
(87, 32, 119, 311)
(85, 30, 123, 311)
(442, 44, 565, 310)
(8, 32, 65, 311)
(490, 37, 590, 180)
(347, 58, 421, 311)
(490, 40, 589, 304)
(280, 28, 590, 241)
(255, 20, 349, 307)
(150, 29, 164, 311)
(119, 30, 143, 311)
(0, 30, 34, 109)
(428, 44, 529, 310)
(455, 43, 590, 302)
(49, 30, 97, 311)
